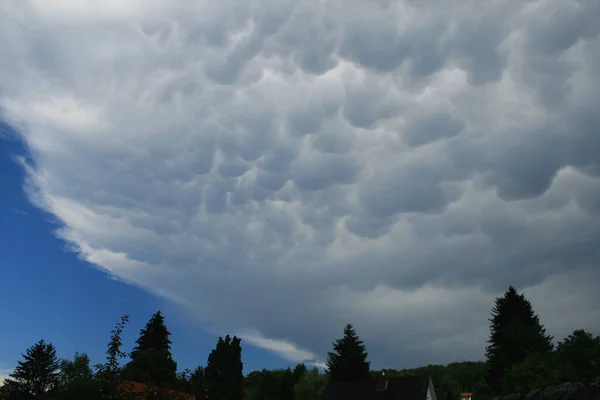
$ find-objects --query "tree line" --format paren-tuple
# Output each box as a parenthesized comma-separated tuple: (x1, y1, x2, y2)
(1, 286, 599, 399)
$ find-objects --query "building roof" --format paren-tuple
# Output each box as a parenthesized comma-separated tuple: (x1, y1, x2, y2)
(379, 375, 432, 400)
(322, 374, 434, 400)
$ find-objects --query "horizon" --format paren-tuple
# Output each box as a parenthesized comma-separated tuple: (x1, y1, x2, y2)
(1, 0, 599, 383)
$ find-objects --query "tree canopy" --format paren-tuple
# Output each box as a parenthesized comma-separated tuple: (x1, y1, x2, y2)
(3, 339, 61, 398)
(485, 286, 553, 394)
(205, 334, 244, 400)
(326, 323, 371, 383)
(1, 295, 598, 400)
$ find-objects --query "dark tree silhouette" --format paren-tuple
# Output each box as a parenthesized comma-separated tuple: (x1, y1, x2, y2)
(94, 314, 130, 400)
(130, 310, 173, 358)
(326, 324, 371, 382)
(485, 286, 553, 394)
(125, 310, 177, 387)
(3, 339, 61, 398)
(205, 335, 243, 400)
(557, 329, 600, 381)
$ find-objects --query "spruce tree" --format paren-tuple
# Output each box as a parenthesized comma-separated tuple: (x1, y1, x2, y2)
(485, 286, 553, 394)
(326, 324, 371, 382)
(3, 339, 61, 397)
(126, 310, 177, 386)
(130, 310, 173, 358)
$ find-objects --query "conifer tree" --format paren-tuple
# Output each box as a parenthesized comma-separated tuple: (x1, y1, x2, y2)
(3, 339, 61, 398)
(130, 310, 173, 358)
(326, 324, 371, 382)
(485, 286, 553, 394)
(126, 310, 177, 386)
(205, 335, 244, 400)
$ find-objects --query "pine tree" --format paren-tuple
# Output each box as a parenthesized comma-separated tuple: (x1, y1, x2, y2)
(485, 286, 553, 394)
(205, 335, 244, 400)
(126, 310, 177, 386)
(326, 324, 371, 382)
(130, 310, 173, 358)
(3, 339, 61, 397)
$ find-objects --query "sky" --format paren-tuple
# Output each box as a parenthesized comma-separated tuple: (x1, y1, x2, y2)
(1, 0, 600, 380)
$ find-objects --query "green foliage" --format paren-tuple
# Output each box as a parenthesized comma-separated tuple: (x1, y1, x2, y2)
(130, 311, 173, 359)
(2, 339, 61, 398)
(485, 286, 553, 394)
(292, 364, 308, 383)
(123, 349, 178, 387)
(372, 361, 490, 400)
(205, 335, 244, 400)
(58, 352, 101, 400)
(126, 311, 177, 388)
(243, 366, 325, 400)
(293, 368, 327, 400)
(60, 352, 94, 385)
(326, 324, 371, 382)
(4, 302, 599, 400)
(556, 329, 600, 381)
(94, 314, 130, 400)
(503, 351, 577, 394)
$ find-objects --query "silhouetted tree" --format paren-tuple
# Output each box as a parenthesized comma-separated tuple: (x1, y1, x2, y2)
(130, 311, 173, 358)
(125, 311, 177, 387)
(293, 368, 328, 400)
(326, 324, 371, 382)
(2, 339, 61, 398)
(188, 366, 206, 400)
(58, 352, 101, 399)
(485, 286, 553, 394)
(60, 352, 93, 385)
(293, 363, 308, 385)
(557, 329, 600, 381)
(279, 368, 295, 400)
(95, 314, 130, 400)
(123, 349, 178, 388)
(503, 352, 576, 394)
(205, 335, 243, 400)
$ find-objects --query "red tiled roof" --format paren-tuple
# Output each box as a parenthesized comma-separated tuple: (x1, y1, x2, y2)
(117, 381, 196, 400)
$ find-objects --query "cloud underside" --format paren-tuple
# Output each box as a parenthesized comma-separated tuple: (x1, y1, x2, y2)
(1, 0, 600, 368)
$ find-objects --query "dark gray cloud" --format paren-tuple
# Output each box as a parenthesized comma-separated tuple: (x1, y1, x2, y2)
(1, 0, 599, 370)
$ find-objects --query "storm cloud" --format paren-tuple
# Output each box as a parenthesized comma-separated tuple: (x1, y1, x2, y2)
(1, 0, 599, 369)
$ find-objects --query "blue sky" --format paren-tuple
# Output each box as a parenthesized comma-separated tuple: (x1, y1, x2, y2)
(0, 133, 289, 375)
(1, 0, 600, 382)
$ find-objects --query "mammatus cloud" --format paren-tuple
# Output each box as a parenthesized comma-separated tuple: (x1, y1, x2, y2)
(1, 0, 600, 369)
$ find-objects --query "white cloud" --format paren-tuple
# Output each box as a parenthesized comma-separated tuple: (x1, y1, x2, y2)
(1, 0, 599, 368)
(0, 367, 12, 387)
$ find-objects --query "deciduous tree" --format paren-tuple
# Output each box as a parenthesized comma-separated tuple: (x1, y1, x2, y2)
(556, 329, 600, 381)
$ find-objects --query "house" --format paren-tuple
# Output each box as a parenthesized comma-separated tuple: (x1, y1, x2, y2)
(322, 374, 438, 400)
(117, 381, 196, 400)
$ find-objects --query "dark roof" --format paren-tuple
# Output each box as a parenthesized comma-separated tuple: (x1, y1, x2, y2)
(383, 375, 431, 400)
(322, 375, 433, 400)
(437, 390, 452, 400)
(322, 379, 376, 400)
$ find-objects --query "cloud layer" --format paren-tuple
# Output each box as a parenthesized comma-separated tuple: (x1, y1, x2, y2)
(1, 0, 600, 368)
